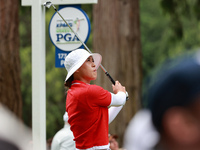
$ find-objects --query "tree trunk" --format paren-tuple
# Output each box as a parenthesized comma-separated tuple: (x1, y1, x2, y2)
(0, 0, 22, 119)
(93, 0, 142, 146)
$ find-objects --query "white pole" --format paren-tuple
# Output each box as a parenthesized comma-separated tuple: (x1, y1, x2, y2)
(31, 0, 46, 149)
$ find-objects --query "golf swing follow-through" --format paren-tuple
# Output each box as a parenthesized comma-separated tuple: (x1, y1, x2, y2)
(44, 1, 115, 83)
(43, 1, 128, 99)
(44, 1, 128, 149)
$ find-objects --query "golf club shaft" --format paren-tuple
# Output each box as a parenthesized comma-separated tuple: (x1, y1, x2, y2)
(51, 5, 116, 85)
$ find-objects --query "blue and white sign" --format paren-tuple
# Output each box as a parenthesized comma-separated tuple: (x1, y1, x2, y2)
(49, 5, 91, 67)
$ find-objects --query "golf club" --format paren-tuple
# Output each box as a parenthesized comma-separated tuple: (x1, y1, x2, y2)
(44, 1, 128, 99)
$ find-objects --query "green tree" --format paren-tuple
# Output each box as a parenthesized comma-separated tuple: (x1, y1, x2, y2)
(141, 0, 200, 79)
(19, 5, 32, 125)
(160, 0, 200, 40)
(0, 0, 22, 118)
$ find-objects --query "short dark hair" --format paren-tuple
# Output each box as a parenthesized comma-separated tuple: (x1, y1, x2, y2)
(144, 53, 200, 132)
(64, 75, 74, 88)
(0, 138, 19, 150)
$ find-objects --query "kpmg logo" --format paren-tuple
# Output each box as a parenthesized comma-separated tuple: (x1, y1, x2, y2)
(49, 6, 90, 51)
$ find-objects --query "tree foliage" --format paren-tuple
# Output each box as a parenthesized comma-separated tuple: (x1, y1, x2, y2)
(160, 0, 200, 40)
(141, 0, 200, 79)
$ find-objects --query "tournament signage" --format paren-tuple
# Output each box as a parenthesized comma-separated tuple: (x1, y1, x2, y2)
(49, 5, 91, 67)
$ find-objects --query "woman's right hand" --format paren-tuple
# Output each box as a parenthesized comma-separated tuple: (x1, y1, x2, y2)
(112, 81, 126, 94)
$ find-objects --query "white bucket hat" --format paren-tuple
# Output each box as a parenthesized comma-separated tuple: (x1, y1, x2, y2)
(64, 49, 102, 82)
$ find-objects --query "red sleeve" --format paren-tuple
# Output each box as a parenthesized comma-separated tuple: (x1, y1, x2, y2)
(87, 85, 111, 107)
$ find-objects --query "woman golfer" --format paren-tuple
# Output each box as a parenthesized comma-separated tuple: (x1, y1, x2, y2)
(64, 49, 127, 150)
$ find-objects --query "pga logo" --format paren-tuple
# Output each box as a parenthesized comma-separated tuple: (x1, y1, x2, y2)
(49, 6, 90, 51)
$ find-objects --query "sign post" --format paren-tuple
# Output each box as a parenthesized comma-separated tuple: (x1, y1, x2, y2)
(21, 0, 97, 150)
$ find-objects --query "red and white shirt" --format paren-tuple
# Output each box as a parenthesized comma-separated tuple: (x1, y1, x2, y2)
(66, 80, 112, 149)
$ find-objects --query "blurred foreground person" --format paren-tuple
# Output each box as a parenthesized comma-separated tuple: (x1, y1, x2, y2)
(51, 112, 75, 150)
(109, 134, 119, 150)
(109, 134, 126, 150)
(124, 51, 200, 150)
(0, 104, 32, 150)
